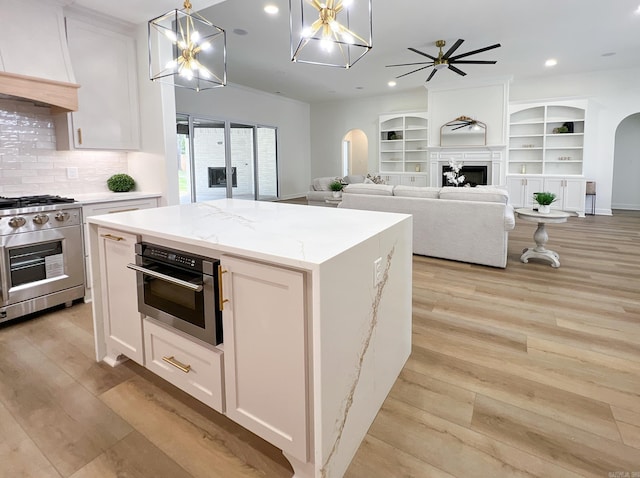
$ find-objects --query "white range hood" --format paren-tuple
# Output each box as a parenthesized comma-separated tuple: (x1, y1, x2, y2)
(0, 0, 79, 112)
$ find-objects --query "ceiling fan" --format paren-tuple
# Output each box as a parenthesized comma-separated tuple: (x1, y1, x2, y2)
(386, 39, 501, 82)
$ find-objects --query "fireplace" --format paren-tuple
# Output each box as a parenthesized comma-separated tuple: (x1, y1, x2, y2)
(208, 167, 237, 188)
(442, 165, 488, 187)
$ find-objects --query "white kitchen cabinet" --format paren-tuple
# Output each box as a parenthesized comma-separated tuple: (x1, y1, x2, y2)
(379, 173, 402, 186)
(220, 255, 308, 462)
(97, 226, 143, 366)
(507, 175, 544, 208)
(508, 175, 586, 216)
(83, 197, 159, 301)
(144, 319, 224, 412)
(54, 16, 140, 150)
(401, 174, 428, 187)
(544, 177, 586, 216)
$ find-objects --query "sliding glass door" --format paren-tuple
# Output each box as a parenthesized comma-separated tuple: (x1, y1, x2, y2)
(177, 115, 278, 204)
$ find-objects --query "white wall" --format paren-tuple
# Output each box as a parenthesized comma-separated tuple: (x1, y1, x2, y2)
(175, 84, 311, 200)
(612, 113, 640, 209)
(310, 88, 427, 177)
(428, 80, 508, 146)
(510, 67, 640, 214)
(127, 22, 179, 207)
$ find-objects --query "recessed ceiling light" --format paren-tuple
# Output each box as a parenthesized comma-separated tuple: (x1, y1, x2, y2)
(264, 5, 279, 14)
(233, 28, 249, 36)
(545, 58, 558, 67)
(388, 81, 397, 87)
(635, 5, 640, 14)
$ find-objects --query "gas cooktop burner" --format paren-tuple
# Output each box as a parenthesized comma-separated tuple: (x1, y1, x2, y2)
(0, 195, 75, 210)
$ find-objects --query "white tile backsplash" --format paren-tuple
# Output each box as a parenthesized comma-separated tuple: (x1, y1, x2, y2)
(0, 98, 129, 197)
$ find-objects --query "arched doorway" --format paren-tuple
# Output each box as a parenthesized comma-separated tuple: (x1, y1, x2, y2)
(342, 129, 368, 176)
(612, 113, 640, 210)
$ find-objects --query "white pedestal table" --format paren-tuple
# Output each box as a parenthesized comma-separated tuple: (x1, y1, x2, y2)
(515, 208, 571, 268)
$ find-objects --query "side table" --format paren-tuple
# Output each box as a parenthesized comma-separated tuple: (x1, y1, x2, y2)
(515, 208, 571, 268)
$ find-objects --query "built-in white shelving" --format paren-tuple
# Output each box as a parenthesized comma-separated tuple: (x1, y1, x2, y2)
(379, 112, 428, 183)
(507, 100, 588, 216)
(508, 102, 585, 176)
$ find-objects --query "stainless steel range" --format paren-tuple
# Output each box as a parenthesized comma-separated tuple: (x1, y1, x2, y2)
(0, 195, 84, 324)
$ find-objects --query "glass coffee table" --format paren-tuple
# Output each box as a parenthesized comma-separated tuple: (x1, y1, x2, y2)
(515, 208, 572, 268)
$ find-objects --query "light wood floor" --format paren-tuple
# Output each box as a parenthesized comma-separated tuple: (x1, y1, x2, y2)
(1, 209, 639, 477)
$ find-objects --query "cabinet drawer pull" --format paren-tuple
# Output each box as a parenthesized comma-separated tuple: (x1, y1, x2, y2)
(108, 208, 139, 214)
(101, 233, 124, 241)
(162, 355, 191, 373)
(218, 265, 229, 311)
(77, 128, 83, 145)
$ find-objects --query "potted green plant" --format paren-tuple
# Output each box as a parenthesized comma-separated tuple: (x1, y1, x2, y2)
(329, 180, 344, 198)
(107, 173, 135, 192)
(533, 191, 557, 214)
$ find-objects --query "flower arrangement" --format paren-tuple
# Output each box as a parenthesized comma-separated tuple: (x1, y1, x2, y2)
(444, 159, 465, 187)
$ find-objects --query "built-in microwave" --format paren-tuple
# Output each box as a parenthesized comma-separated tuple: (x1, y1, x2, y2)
(127, 243, 223, 345)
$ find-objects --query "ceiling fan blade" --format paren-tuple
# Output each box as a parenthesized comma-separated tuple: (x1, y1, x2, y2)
(386, 61, 434, 68)
(451, 60, 498, 65)
(449, 43, 501, 61)
(448, 64, 467, 76)
(442, 39, 464, 60)
(425, 69, 438, 82)
(408, 47, 437, 61)
(396, 65, 433, 79)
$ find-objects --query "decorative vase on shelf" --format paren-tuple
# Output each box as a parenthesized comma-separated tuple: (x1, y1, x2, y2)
(332, 191, 342, 199)
(538, 205, 551, 214)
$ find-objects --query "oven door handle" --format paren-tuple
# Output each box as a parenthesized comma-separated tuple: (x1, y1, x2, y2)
(126, 263, 204, 292)
(0, 246, 9, 303)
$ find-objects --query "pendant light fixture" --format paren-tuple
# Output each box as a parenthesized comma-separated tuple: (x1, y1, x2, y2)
(289, 0, 372, 68)
(148, 0, 226, 92)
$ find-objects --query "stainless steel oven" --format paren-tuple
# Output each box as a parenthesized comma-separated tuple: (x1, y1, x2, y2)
(127, 242, 223, 345)
(0, 196, 84, 323)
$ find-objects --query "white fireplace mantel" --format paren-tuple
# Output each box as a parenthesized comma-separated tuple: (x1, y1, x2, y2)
(429, 145, 506, 187)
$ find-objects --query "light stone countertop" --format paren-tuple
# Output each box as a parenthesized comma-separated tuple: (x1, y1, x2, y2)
(87, 198, 412, 268)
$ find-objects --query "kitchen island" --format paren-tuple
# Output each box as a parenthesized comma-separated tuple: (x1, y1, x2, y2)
(88, 199, 412, 478)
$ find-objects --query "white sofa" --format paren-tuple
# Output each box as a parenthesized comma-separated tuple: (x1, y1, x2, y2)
(338, 184, 515, 268)
(306, 175, 365, 206)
